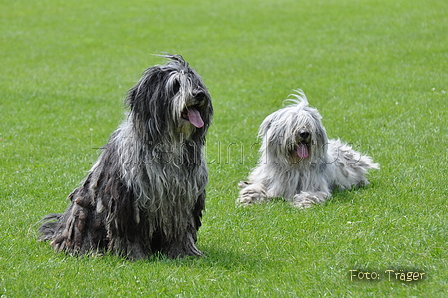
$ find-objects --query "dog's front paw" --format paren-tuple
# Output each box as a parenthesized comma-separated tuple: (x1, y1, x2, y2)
(237, 184, 268, 206)
(162, 233, 202, 259)
(238, 181, 250, 189)
(292, 194, 315, 208)
(292, 191, 329, 208)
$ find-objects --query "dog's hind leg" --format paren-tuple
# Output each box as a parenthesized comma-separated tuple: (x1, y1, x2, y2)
(38, 213, 62, 241)
(327, 139, 379, 189)
(47, 201, 90, 254)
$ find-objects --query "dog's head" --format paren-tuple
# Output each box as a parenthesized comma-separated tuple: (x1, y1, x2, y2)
(125, 54, 213, 142)
(258, 90, 328, 164)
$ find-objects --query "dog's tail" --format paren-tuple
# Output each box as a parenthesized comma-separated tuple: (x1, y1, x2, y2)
(38, 213, 62, 241)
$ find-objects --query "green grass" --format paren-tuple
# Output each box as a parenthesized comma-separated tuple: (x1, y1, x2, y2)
(1, 0, 447, 296)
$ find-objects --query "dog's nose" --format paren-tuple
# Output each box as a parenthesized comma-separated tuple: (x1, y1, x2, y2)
(194, 91, 206, 103)
(299, 131, 310, 139)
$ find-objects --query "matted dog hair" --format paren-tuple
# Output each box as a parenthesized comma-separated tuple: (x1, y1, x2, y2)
(238, 90, 378, 208)
(39, 54, 213, 259)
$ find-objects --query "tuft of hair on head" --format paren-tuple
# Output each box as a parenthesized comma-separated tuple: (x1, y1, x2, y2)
(154, 53, 189, 68)
(283, 89, 309, 109)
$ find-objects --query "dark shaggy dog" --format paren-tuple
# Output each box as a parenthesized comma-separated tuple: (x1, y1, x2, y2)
(38, 54, 213, 259)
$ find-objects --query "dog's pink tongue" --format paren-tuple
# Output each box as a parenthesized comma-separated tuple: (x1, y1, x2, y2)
(297, 144, 308, 159)
(188, 108, 204, 128)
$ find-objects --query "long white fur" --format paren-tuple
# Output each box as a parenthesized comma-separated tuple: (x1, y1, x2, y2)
(238, 90, 379, 208)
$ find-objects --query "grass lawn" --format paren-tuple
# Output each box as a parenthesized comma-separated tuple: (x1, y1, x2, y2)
(1, 0, 447, 296)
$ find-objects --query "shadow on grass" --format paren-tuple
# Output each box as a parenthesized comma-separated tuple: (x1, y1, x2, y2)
(329, 182, 377, 206)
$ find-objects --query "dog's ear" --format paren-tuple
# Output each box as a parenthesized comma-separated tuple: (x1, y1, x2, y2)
(125, 84, 137, 109)
(306, 108, 328, 161)
(125, 67, 163, 110)
(258, 113, 275, 138)
(123, 66, 171, 140)
(125, 68, 151, 110)
(128, 66, 175, 114)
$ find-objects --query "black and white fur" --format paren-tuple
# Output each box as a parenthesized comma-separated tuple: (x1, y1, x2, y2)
(39, 54, 213, 259)
(238, 90, 379, 208)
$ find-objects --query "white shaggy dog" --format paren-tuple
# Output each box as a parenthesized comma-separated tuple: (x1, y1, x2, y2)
(238, 90, 379, 208)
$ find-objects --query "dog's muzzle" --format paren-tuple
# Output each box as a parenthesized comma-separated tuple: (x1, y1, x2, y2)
(181, 91, 208, 128)
(297, 130, 311, 159)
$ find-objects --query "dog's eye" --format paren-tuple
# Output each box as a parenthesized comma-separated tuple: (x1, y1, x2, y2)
(172, 80, 180, 94)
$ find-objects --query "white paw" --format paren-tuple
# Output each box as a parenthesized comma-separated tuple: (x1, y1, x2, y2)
(292, 194, 315, 208)
(238, 186, 268, 205)
(292, 192, 329, 208)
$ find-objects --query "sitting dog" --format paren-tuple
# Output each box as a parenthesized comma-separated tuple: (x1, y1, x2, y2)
(39, 54, 213, 259)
